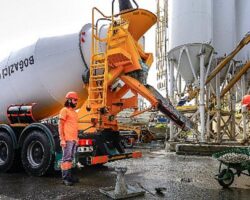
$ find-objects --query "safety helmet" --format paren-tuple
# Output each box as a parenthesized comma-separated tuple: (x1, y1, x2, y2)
(242, 95, 250, 105)
(65, 91, 78, 100)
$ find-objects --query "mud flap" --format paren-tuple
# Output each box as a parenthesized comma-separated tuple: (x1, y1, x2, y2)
(79, 130, 125, 156)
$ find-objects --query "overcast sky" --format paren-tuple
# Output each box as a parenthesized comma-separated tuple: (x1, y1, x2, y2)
(0, 0, 157, 86)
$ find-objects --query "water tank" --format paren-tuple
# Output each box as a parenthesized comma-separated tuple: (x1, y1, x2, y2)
(168, 0, 213, 50)
(0, 24, 107, 123)
(213, 0, 236, 57)
(236, 0, 250, 63)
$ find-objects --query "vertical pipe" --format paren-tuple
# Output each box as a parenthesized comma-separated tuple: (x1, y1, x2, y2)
(166, 59, 170, 98)
(216, 71, 221, 143)
(230, 89, 236, 140)
(178, 74, 182, 101)
(241, 74, 247, 140)
(206, 88, 211, 142)
(230, 62, 236, 140)
(118, 0, 133, 12)
(165, 0, 168, 98)
(199, 53, 206, 143)
(169, 59, 175, 141)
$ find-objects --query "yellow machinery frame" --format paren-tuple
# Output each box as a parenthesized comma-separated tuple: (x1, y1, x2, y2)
(78, 8, 157, 133)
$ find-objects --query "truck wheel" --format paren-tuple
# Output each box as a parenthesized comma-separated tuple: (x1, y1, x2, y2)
(0, 132, 15, 172)
(21, 131, 53, 176)
(218, 169, 234, 188)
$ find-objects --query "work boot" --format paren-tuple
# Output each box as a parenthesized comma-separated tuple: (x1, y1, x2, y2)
(71, 173, 79, 183)
(63, 178, 74, 186)
(71, 175, 79, 183)
(70, 168, 79, 183)
(62, 170, 74, 186)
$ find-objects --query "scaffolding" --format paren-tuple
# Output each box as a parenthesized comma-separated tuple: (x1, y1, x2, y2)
(155, 0, 168, 95)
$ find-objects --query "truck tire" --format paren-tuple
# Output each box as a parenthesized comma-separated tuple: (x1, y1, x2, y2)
(21, 130, 53, 176)
(0, 132, 15, 172)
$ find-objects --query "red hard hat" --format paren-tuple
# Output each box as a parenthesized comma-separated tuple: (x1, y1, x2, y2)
(242, 95, 250, 106)
(65, 91, 78, 100)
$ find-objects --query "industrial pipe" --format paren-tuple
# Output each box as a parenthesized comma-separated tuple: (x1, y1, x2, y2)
(119, 0, 133, 11)
(206, 33, 250, 85)
(220, 61, 250, 98)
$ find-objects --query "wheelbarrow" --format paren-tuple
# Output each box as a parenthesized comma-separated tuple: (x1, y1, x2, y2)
(212, 147, 250, 188)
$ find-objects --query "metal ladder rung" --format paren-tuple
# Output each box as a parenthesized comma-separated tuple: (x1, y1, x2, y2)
(91, 63, 105, 67)
(90, 76, 105, 81)
(89, 91, 104, 93)
(89, 85, 104, 88)
(90, 78, 104, 81)
(91, 78, 104, 81)
(93, 56, 105, 62)
(89, 98, 104, 101)
(89, 89, 104, 92)
(91, 65, 105, 68)
(89, 86, 104, 89)
(91, 75, 105, 78)
(91, 67, 105, 70)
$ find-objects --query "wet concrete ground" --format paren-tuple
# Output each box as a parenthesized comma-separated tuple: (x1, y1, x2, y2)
(0, 148, 250, 200)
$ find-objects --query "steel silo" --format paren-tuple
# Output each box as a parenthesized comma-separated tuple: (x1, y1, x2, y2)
(169, 0, 212, 49)
(168, 0, 213, 84)
(236, 0, 250, 63)
(213, 0, 236, 57)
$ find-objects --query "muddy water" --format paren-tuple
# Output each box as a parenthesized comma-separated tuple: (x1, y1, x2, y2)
(0, 149, 250, 200)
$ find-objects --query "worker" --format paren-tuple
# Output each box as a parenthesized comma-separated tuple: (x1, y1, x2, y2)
(177, 96, 188, 106)
(242, 95, 250, 111)
(59, 91, 79, 186)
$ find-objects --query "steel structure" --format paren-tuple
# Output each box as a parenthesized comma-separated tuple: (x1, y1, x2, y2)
(161, 0, 250, 144)
(155, 0, 168, 96)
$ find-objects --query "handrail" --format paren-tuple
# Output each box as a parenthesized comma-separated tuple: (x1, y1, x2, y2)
(92, 1, 139, 45)
(91, 7, 111, 57)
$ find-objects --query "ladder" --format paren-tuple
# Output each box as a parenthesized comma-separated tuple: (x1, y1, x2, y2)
(87, 24, 108, 110)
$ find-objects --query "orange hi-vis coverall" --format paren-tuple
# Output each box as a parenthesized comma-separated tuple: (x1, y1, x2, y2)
(59, 107, 78, 172)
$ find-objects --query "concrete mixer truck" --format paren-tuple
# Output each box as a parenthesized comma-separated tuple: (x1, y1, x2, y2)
(0, 0, 194, 176)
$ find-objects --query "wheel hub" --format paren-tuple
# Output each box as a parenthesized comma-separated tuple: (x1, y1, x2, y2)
(222, 173, 233, 184)
(27, 141, 44, 167)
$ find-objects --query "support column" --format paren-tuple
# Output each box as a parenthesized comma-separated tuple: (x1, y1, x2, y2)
(206, 88, 211, 142)
(230, 87, 236, 140)
(199, 53, 206, 143)
(241, 74, 247, 141)
(216, 72, 221, 143)
(178, 74, 182, 102)
(230, 61, 236, 140)
(169, 59, 175, 141)
(165, 57, 169, 98)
